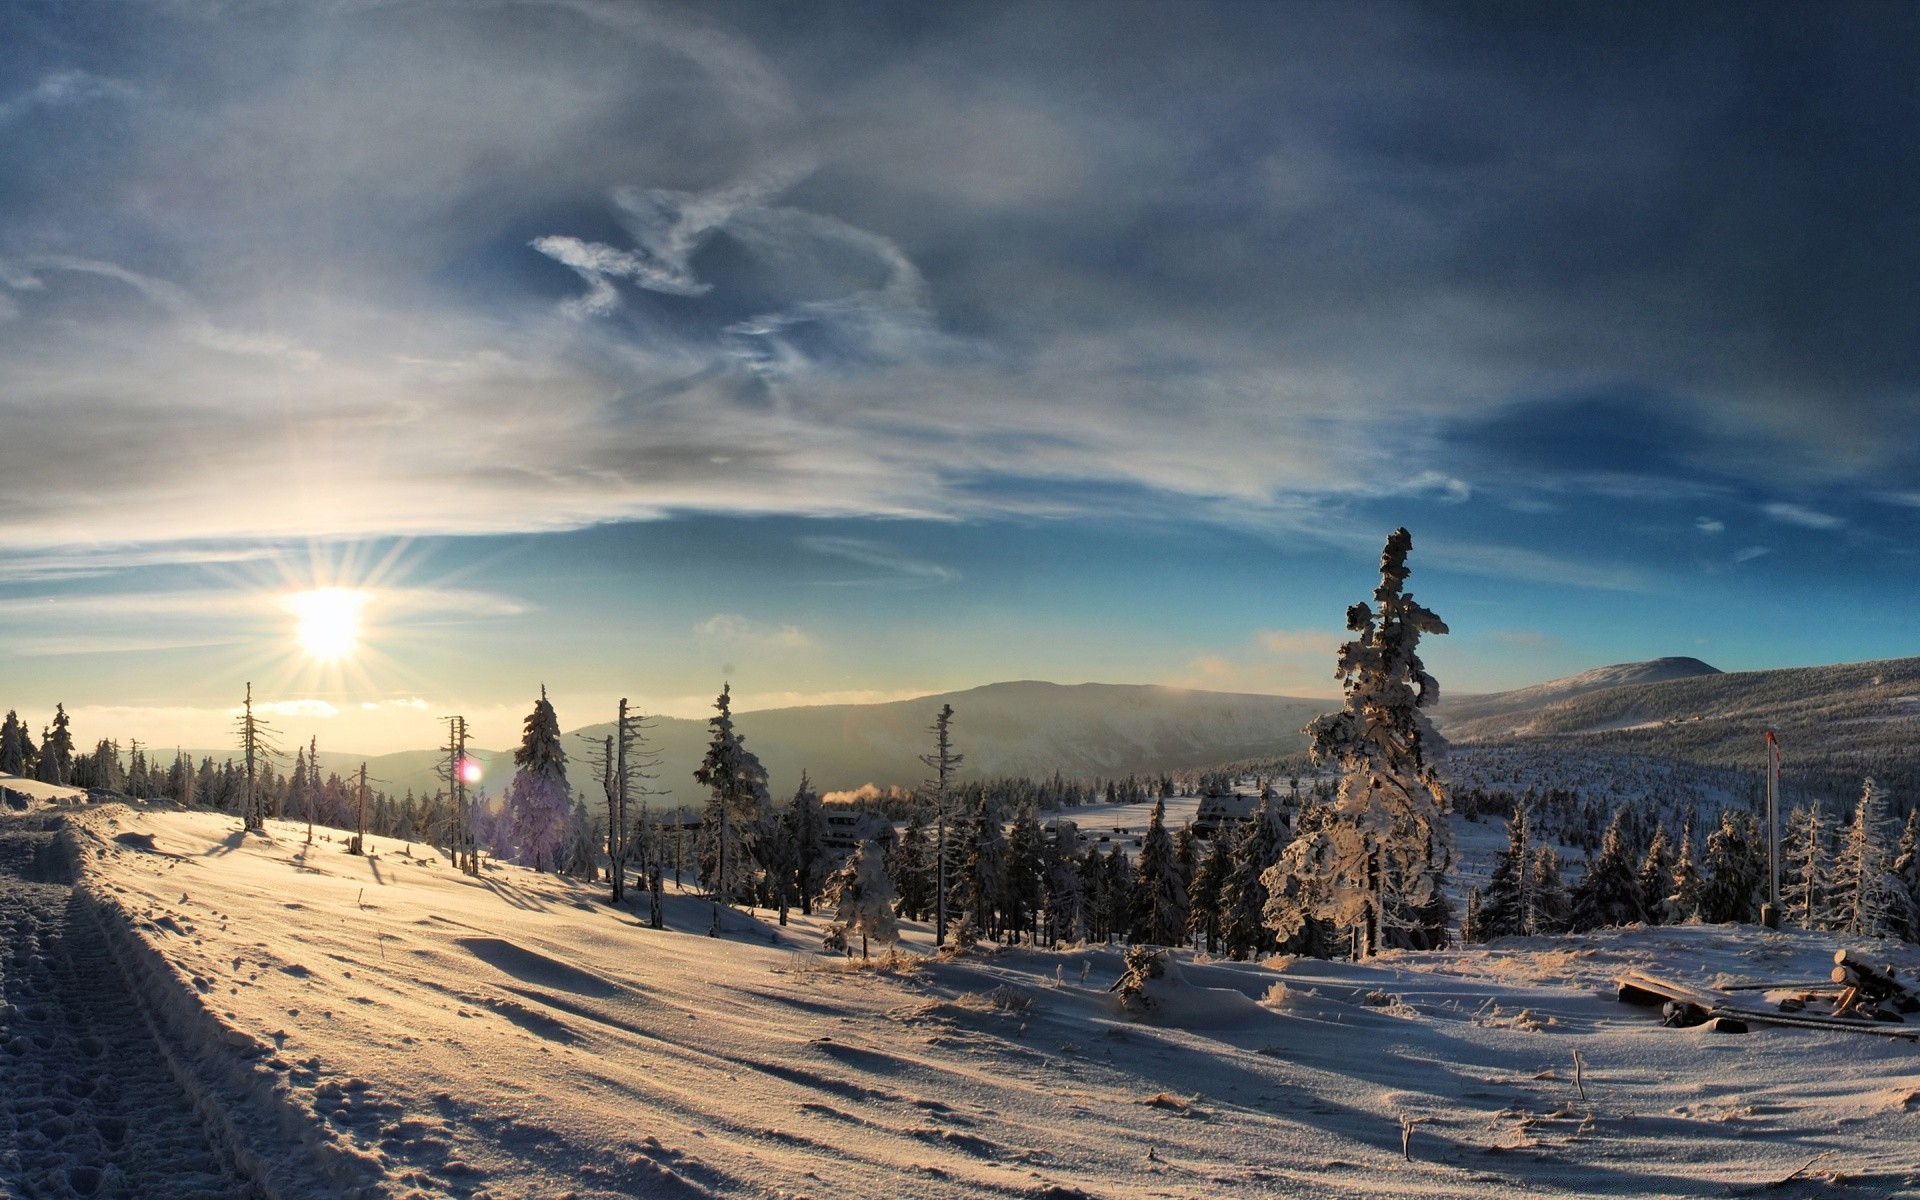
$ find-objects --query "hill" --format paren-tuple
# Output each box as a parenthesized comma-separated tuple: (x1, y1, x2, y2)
(1435, 655, 1920, 803)
(277, 682, 1330, 806)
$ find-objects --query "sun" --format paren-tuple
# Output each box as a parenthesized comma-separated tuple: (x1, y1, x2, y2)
(286, 588, 370, 662)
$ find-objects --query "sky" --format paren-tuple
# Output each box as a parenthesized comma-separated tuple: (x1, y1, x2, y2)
(1, 0, 1917, 756)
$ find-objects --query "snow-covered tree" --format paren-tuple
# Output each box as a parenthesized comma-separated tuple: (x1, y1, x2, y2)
(0, 711, 26, 776)
(47, 704, 74, 785)
(1636, 828, 1675, 926)
(1132, 798, 1189, 946)
(1225, 796, 1288, 959)
(1001, 800, 1046, 944)
(564, 797, 599, 880)
(693, 684, 771, 919)
(1263, 528, 1451, 957)
(950, 796, 1007, 947)
(1186, 825, 1233, 953)
(1781, 804, 1832, 931)
(1699, 809, 1765, 925)
(1040, 819, 1084, 946)
(502, 687, 575, 871)
(1665, 819, 1704, 923)
(1528, 847, 1571, 935)
(784, 772, 831, 915)
(1891, 807, 1920, 943)
(890, 807, 934, 919)
(1833, 778, 1904, 939)
(1476, 806, 1533, 939)
(823, 839, 899, 959)
(1569, 809, 1645, 931)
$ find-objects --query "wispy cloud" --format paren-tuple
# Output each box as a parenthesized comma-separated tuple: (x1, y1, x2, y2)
(802, 537, 959, 587)
(1762, 502, 1845, 530)
(1734, 545, 1772, 563)
(1695, 516, 1725, 534)
(0, 70, 138, 127)
(694, 613, 813, 649)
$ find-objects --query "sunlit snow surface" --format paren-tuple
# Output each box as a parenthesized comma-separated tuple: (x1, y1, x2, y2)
(50, 804, 1920, 1199)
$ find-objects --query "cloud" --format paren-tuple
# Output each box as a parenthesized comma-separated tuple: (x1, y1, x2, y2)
(0, 1, 1915, 567)
(0, 70, 138, 127)
(1734, 545, 1772, 563)
(694, 613, 813, 649)
(1695, 516, 1724, 534)
(1762, 502, 1845, 530)
(248, 699, 341, 719)
(802, 538, 959, 587)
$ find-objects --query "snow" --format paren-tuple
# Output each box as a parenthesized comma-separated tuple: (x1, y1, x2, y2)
(0, 772, 87, 808)
(22, 801, 1920, 1199)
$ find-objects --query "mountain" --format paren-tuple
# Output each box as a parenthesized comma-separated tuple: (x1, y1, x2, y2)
(1434, 655, 1920, 802)
(276, 682, 1332, 807)
(1434, 657, 1724, 734)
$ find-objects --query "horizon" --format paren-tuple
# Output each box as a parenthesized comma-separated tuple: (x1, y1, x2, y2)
(5, 3, 1917, 757)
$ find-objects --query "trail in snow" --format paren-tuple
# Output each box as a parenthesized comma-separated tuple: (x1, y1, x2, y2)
(0, 818, 253, 1200)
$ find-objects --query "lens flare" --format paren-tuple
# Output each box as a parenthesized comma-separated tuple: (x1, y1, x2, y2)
(285, 588, 370, 662)
(459, 757, 484, 785)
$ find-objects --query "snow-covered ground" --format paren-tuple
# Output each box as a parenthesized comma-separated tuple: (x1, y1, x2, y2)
(24, 802, 1920, 1199)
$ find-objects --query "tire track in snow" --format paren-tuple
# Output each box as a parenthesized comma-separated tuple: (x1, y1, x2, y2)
(0, 820, 255, 1200)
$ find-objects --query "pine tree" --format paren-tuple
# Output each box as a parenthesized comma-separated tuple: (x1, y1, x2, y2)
(1476, 807, 1532, 939)
(48, 704, 74, 785)
(1132, 798, 1189, 946)
(1666, 819, 1704, 923)
(34, 728, 60, 785)
(1528, 847, 1571, 935)
(1699, 809, 1765, 925)
(1264, 528, 1451, 957)
(1890, 807, 1920, 943)
(1781, 804, 1832, 931)
(0, 711, 25, 776)
(1636, 828, 1675, 926)
(891, 807, 934, 920)
(1001, 800, 1045, 944)
(1569, 810, 1645, 932)
(1225, 796, 1288, 959)
(1833, 778, 1903, 939)
(785, 772, 831, 915)
(564, 798, 599, 880)
(823, 839, 899, 959)
(950, 796, 1007, 947)
(1040, 819, 1084, 946)
(1186, 826, 1233, 953)
(693, 684, 770, 929)
(501, 687, 574, 870)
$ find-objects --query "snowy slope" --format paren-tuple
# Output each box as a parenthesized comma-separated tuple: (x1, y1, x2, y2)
(49, 802, 1920, 1200)
(1434, 657, 1724, 731)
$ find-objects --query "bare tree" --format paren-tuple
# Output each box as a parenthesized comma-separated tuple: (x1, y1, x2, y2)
(919, 704, 963, 947)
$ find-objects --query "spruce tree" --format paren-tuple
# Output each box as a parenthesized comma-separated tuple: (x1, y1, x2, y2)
(1133, 797, 1189, 946)
(1225, 797, 1288, 959)
(48, 704, 74, 785)
(1477, 807, 1532, 939)
(1636, 828, 1674, 926)
(505, 686, 575, 871)
(693, 684, 771, 928)
(1833, 778, 1903, 939)
(891, 807, 934, 920)
(823, 840, 899, 959)
(1699, 809, 1765, 924)
(1568, 810, 1645, 931)
(1001, 800, 1045, 944)
(1891, 807, 1920, 943)
(1039, 819, 1084, 946)
(1781, 804, 1831, 931)
(1186, 827, 1232, 953)
(1666, 819, 1704, 922)
(785, 772, 831, 915)
(0, 711, 25, 776)
(1264, 529, 1451, 956)
(1528, 847, 1571, 935)
(950, 796, 1007, 946)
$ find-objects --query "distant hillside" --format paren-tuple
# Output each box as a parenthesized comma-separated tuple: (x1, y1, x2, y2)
(1435, 656, 1920, 804)
(1437, 657, 1723, 730)
(274, 682, 1330, 806)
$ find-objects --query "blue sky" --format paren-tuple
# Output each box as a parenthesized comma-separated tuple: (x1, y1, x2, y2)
(1, 1, 1915, 754)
